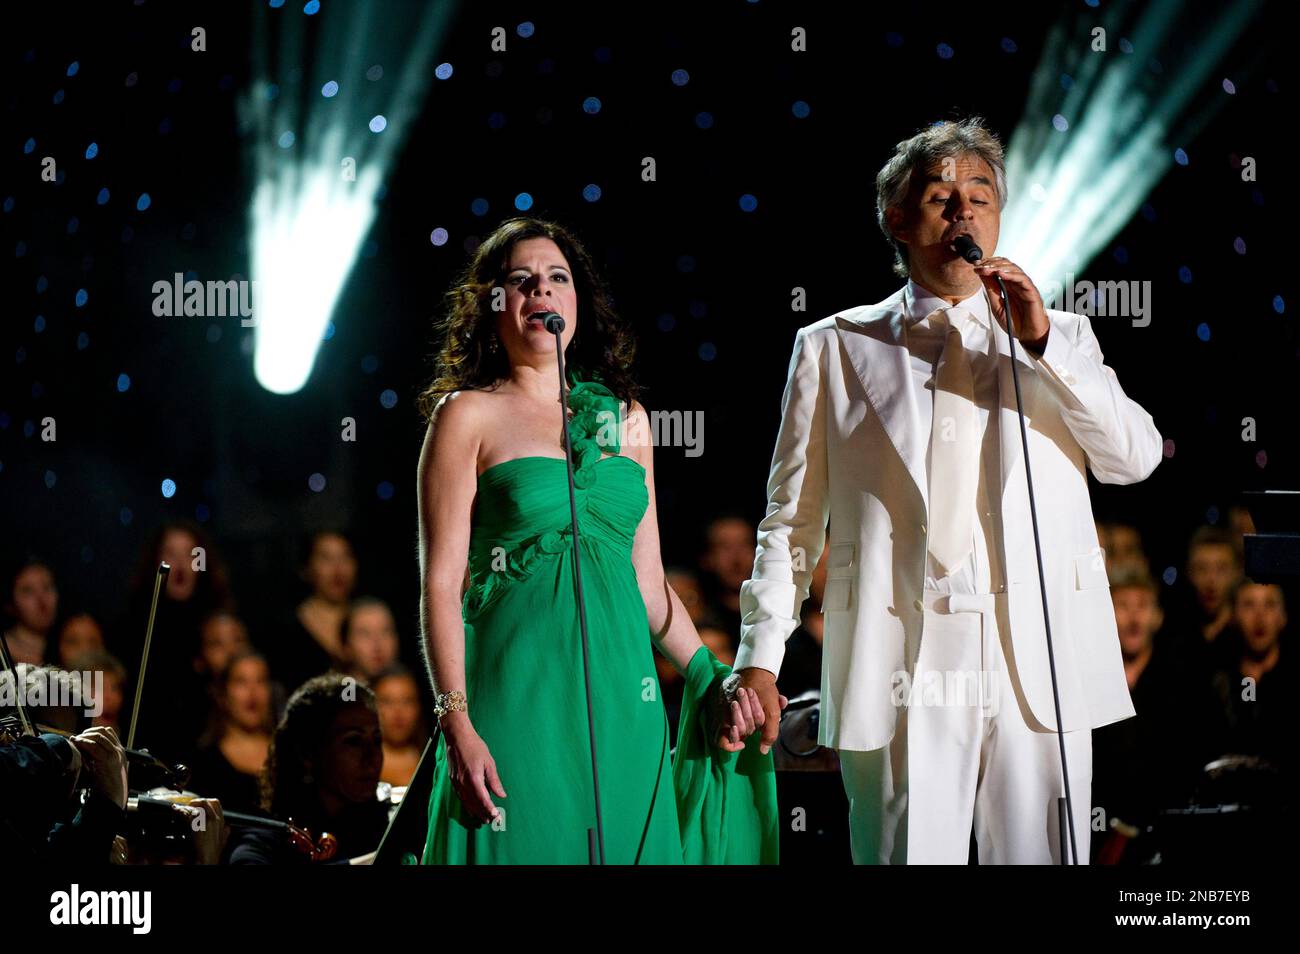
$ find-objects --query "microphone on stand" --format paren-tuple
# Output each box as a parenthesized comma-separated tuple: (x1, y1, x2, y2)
(951, 233, 983, 263)
(950, 233, 1080, 865)
(537, 309, 606, 865)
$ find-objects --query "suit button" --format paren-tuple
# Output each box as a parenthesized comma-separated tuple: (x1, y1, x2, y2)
(913, 598, 924, 612)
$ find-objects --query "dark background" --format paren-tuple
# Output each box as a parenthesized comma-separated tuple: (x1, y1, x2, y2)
(1, 0, 1293, 659)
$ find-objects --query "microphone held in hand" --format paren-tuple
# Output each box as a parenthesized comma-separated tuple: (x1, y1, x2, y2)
(951, 234, 983, 263)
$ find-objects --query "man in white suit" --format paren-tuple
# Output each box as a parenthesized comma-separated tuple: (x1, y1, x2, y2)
(734, 117, 1163, 863)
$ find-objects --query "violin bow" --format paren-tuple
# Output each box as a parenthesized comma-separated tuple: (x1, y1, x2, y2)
(126, 561, 170, 751)
(0, 623, 35, 737)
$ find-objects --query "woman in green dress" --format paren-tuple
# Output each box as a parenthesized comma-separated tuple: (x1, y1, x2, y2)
(415, 217, 783, 864)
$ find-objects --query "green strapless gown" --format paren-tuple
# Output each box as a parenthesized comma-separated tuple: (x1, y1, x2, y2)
(422, 380, 778, 865)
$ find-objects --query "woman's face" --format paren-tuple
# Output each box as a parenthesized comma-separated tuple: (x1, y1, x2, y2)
(59, 614, 103, 665)
(95, 672, 124, 724)
(224, 657, 272, 732)
(497, 236, 579, 363)
(199, 615, 250, 676)
(306, 534, 357, 603)
(159, 530, 199, 601)
(346, 605, 399, 680)
(374, 674, 421, 746)
(11, 565, 57, 633)
(318, 705, 383, 806)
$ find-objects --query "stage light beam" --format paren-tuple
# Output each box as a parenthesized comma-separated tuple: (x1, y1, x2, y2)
(242, 0, 458, 395)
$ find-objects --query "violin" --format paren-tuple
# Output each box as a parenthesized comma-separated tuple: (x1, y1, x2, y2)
(0, 563, 190, 791)
(0, 715, 190, 791)
(1, 562, 342, 863)
(130, 790, 339, 863)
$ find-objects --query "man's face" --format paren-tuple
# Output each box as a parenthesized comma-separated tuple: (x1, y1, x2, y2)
(1106, 526, 1144, 570)
(1233, 583, 1286, 656)
(1188, 544, 1239, 616)
(887, 153, 1001, 290)
(703, 519, 756, 593)
(307, 534, 357, 603)
(1112, 586, 1162, 659)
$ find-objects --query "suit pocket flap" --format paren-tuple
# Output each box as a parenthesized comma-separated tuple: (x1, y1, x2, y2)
(828, 542, 855, 570)
(821, 577, 852, 612)
(1074, 548, 1109, 590)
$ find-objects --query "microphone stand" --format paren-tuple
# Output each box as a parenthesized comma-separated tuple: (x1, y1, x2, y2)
(543, 311, 606, 865)
(991, 271, 1080, 866)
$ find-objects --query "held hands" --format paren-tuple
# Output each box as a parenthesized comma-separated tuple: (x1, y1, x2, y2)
(972, 257, 1050, 350)
(441, 711, 507, 825)
(713, 668, 788, 754)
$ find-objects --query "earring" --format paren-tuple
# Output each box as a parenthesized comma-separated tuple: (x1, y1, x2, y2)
(487, 332, 499, 354)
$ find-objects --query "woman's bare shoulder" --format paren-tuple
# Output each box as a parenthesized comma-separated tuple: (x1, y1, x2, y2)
(428, 388, 499, 430)
(422, 391, 494, 469)
(623, 398, 653, 468)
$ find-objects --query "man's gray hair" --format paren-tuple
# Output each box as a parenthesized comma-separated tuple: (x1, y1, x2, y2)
(875, 117, 1008, 278)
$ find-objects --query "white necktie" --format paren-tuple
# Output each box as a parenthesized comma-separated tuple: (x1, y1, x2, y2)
(927, 307, 979, 575)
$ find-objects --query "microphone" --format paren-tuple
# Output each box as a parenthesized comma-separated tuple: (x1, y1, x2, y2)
(537, 311, 565, 334)
(951, 234, 983, 263)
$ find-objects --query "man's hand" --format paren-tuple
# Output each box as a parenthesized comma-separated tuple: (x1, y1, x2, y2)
(711, 679, 765, 752)
(734, 667, 788, 755)
(71, 726, 128, 810)
(181, 796, 227, 865)
(973, 257, 1049, 351)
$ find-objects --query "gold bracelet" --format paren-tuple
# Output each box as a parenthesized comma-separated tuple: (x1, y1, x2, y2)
(434, 689, 467, 720)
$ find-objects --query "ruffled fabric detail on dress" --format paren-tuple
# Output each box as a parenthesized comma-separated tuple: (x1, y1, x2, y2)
(462, 379, 624, 618)
(565, 379, 622, 489)
(464, 524, 574, 618)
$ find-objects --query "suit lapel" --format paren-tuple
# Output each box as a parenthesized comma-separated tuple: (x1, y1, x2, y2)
(836, 293, 928, 513)
(836, 285, 1044, 521)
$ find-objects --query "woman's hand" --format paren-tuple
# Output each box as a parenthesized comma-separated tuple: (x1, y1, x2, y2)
(711, 681, 783, 753)
(441, 713, 507, 824)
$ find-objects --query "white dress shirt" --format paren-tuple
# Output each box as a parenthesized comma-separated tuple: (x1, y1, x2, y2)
(903, 278, 1006, 595)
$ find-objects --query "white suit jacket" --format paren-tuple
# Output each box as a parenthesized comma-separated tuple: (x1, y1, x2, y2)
(735, 286, 1163, 750)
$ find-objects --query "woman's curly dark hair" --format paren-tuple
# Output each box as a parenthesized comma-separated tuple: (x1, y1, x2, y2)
(416, 216, 640, 420)
(259, 672, 376, 818)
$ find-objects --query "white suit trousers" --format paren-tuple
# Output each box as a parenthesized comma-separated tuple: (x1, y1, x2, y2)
(837, 589, 1092, 864)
